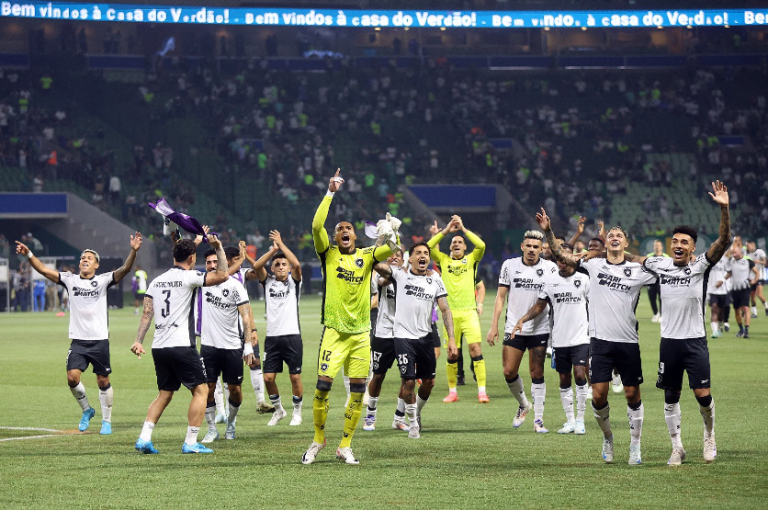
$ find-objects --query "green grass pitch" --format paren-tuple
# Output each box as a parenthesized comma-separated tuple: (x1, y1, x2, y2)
(1, 289, 767, 509)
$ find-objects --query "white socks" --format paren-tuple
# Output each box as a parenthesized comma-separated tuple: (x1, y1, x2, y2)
(507, 376, 529, 407)
(70, 382, 90, 411)
(532, 381, 546, 421)
(292, 395, 303, 413)
(711, 322, 719, 334)
(560, 387, 575, 423)
(214, 379, 226, 415)
(205, 405, 216, 431)
(627, 403, 644, 447)
(700, 399, 715, 437)
(98, 385, 113, 423)
(664, 402, 683, 448)
(250, 368, 265, 404)
(405, 403, 417, 428)
(185, 426, 200, 446)
(416, 395, 428, 416)
(367, 396, 379, 418)
(592, 402, 612, 438)
(575, 384, 588, 421)
(139, 421, 155, 442)
(227, 400, 240, 425)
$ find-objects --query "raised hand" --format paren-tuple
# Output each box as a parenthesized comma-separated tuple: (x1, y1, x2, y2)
(535, 208, 551, 231)
(269, 230, 283, 246)
(708, 180, 729, 207)
(15, 241, 30, 256)
(208, 234, 221, 249)
(452, 215, 465, 232)
(328, 168, 345, 193)
(130, 232, 143, 251)
(429, 220, 440, 236)
(576, 216, 586, 234)
(239, 240, 247, 256)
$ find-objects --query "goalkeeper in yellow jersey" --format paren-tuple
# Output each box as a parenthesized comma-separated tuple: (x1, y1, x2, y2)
(428, 215, 488, 403)
(301, 169, 395, 466)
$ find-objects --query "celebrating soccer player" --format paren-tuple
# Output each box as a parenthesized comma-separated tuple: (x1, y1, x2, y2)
(374, 243, 458, 439)
(427, 216, 488, 403)
(487, 230, 557, 433)
(727, 238, 760, 338)
(301, 169, 395, 465)
(512, 243, 591, 435)
(539, 211, 656, 465)
(250, 230, 305, 427)
(131, 235, 230, 454)
(16, 233, 142, 435)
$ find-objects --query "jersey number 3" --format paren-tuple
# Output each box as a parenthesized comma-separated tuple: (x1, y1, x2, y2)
(161, 290, 171, 318)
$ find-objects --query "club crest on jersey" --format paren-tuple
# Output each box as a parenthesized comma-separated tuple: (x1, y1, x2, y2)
(623, 268, 632, 277)
(426, 277, 432, 284)
(222, 289, 229, 297)
(574, 279, 581, 288)
(684, 267, 692, 275)
(91, 281, 98, 287)
(536, 269, 544, 277)
(462, 258, 467, 264)
(355, 258, 364, 268)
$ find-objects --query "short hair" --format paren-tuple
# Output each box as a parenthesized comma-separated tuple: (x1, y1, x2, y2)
(562, 243, 574, 253)
(335, 220, 354, 231)
(173, 240, 197, 262)
(203, 248, 217, 259)
(410, 241, 431, 254)
(608, 226, 629, 239)
(272, 252, 288, 262)
(224, 247, 240, 261)
(451, 234, 466, 243)
(81, 249, 100, 263)
(673, 225, 698, 244)
(523, 230, 544, 242)
(556, 236, 566, 243)
(590, 237, 605, 246)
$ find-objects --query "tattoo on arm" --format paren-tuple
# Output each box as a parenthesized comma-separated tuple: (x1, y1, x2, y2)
(215, 247, 227, 273)
(545, 228, 577, 267)
(438, 297, 455, 339)
(136, 297, 154, 344)
(113, 249, 138, 282)
(374, 263, 392, 279)
(708, 206, 731, 262)
(521, 300, 547, 323)
(239, 304, 253, 342)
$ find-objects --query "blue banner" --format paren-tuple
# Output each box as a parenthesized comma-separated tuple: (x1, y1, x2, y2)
(1, 2, 767, 29)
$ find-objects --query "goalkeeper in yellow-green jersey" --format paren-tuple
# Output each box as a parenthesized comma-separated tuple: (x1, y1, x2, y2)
(427, 215, 488, 403)
(301, 169, 395, 466)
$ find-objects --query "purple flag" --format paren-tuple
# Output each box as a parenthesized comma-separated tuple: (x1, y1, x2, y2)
(149, 198, 216, 242)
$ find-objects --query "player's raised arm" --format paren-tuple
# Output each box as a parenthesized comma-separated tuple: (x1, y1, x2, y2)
(251, 242, 279, 282)
(568, 216, 587, 246)
(436, 296, 458, 357)
(373, 261, 393, 282)
(427, 218, 455, 262)
(486, 285, 508, 346)
(706, 180, 731, 264)
(511, 299, 549, 338)
(312, 169, 343, 254)
(15, 240, 59, 283)
(113, 232, 142, 283)
(271, 230, 302, 281)
(537, 208, 579, 268)
(131, 296, 154, 359)
(457, 217, 486, 261)
(203, 234, 229, 286)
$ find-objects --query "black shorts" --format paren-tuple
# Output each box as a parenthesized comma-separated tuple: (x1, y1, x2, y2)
(725, 292, 732, 306)
(708, 293, 727, 308)
(134, 292, 146, 301)
(731, 288, 751, 309)
(751, 282, 763, 291)
(503, 333, 549, 352)
(394, 336, 436, 380)
(200, 345, 244, 385)
(370, 336, 397, 375)
(657, 337, 711, 391)
(428, 322, 441, 348)
(589, 338, 643, 387)
(552, 344, 590, 374)
(152, 347, 208, 392)
(370, 307, 379, 334)
(263, 335, 303, 374)
(66, 339, 112, 376)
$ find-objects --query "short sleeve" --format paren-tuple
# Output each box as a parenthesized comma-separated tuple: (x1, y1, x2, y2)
(231, 280, 248, 306)
(435, 275, 447, 299)
(185, 270, 206, 288)
(102, 271, 117, 288)
(692, 253, 711, 273)
(749, 259, 756, 270)
(498, 261, 511, 287)
(58, 272, 72, 289)
(643, 256, 663, 272)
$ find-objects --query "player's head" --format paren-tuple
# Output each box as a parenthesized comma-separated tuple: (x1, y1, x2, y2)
(272, 252, 291, 281)
(606, 226, 629, 255)
(387, 249, 404, 268)
(653, 239, 664, 255)
(588, 237, 605, 252)
(204, 248, 218, 272)
(409, 242, 431, 275)
(541, 241, 552, 261)
(574, 240, 586, 253)
(449, 234, 467, 260)
(732, 237, 744, 259)
(671, 226, 697, 267)
(334, 221, 357, 253)
(224, 246, 241, 266)
(558, 244, 575, 277)
(521, 230, 544, 265)
(79, 249, 100, 277)
(746, 240, 756, 252)
(173, 239, 197, 267)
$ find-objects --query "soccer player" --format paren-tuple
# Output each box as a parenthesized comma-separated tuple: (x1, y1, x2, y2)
(16, 233, 142, 434)
(301, 169, 395, 465)
(249, 230, 305, 427)
(707, 249, 730, 338)
(427, 216, 487, 403)
(131, 235, 230, 454)
(637, 181, 731, 465)
(727, 238, 760, 338)
(487, 231, 557, 433)
(373, 243, 458, 438)
(198, 247, 255, 443)
(512, 243, 590, 435)
(133, 265, 148, 315)
(745, 240, 767, 317)
(538, 210, 656, 465)
(647, 240, 669, 323)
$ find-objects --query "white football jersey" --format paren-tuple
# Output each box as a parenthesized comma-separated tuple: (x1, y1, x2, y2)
(199, 278, 249, 349)
(230, 267, 252, 300)
(390, 268, 447, 340)
(645, 254, 712, 339)
(729, 257, 755, 291)
(262, 274, 301, 337)
(578, 258, 657, 343)
(374, 280, 396, 339)
(58, 271, 115, 340)
(498, 257, 557, 335)
(748, 248, 766, 273)
(707, 258, 729, 296)
(538, 271, 590, 347)
(146, 267, 206, 349)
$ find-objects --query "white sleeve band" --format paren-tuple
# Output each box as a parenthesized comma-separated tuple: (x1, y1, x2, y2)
(27, 251, 34, 259)
(243, 343, 254, 356)
(325, 190, 335, 198)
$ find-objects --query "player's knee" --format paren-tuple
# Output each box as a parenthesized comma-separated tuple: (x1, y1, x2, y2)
(664, 390, 681, 404)
(263, 373, 276, 384)
(470, 354, 484, 363)
(66, 375, 80, 387)
(503, 369, 518, 380)
(695, 393, 712, 407)
(559, 375, 571, 389)
(530, 366, 545, 379)
(315, 379, 332, 392)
